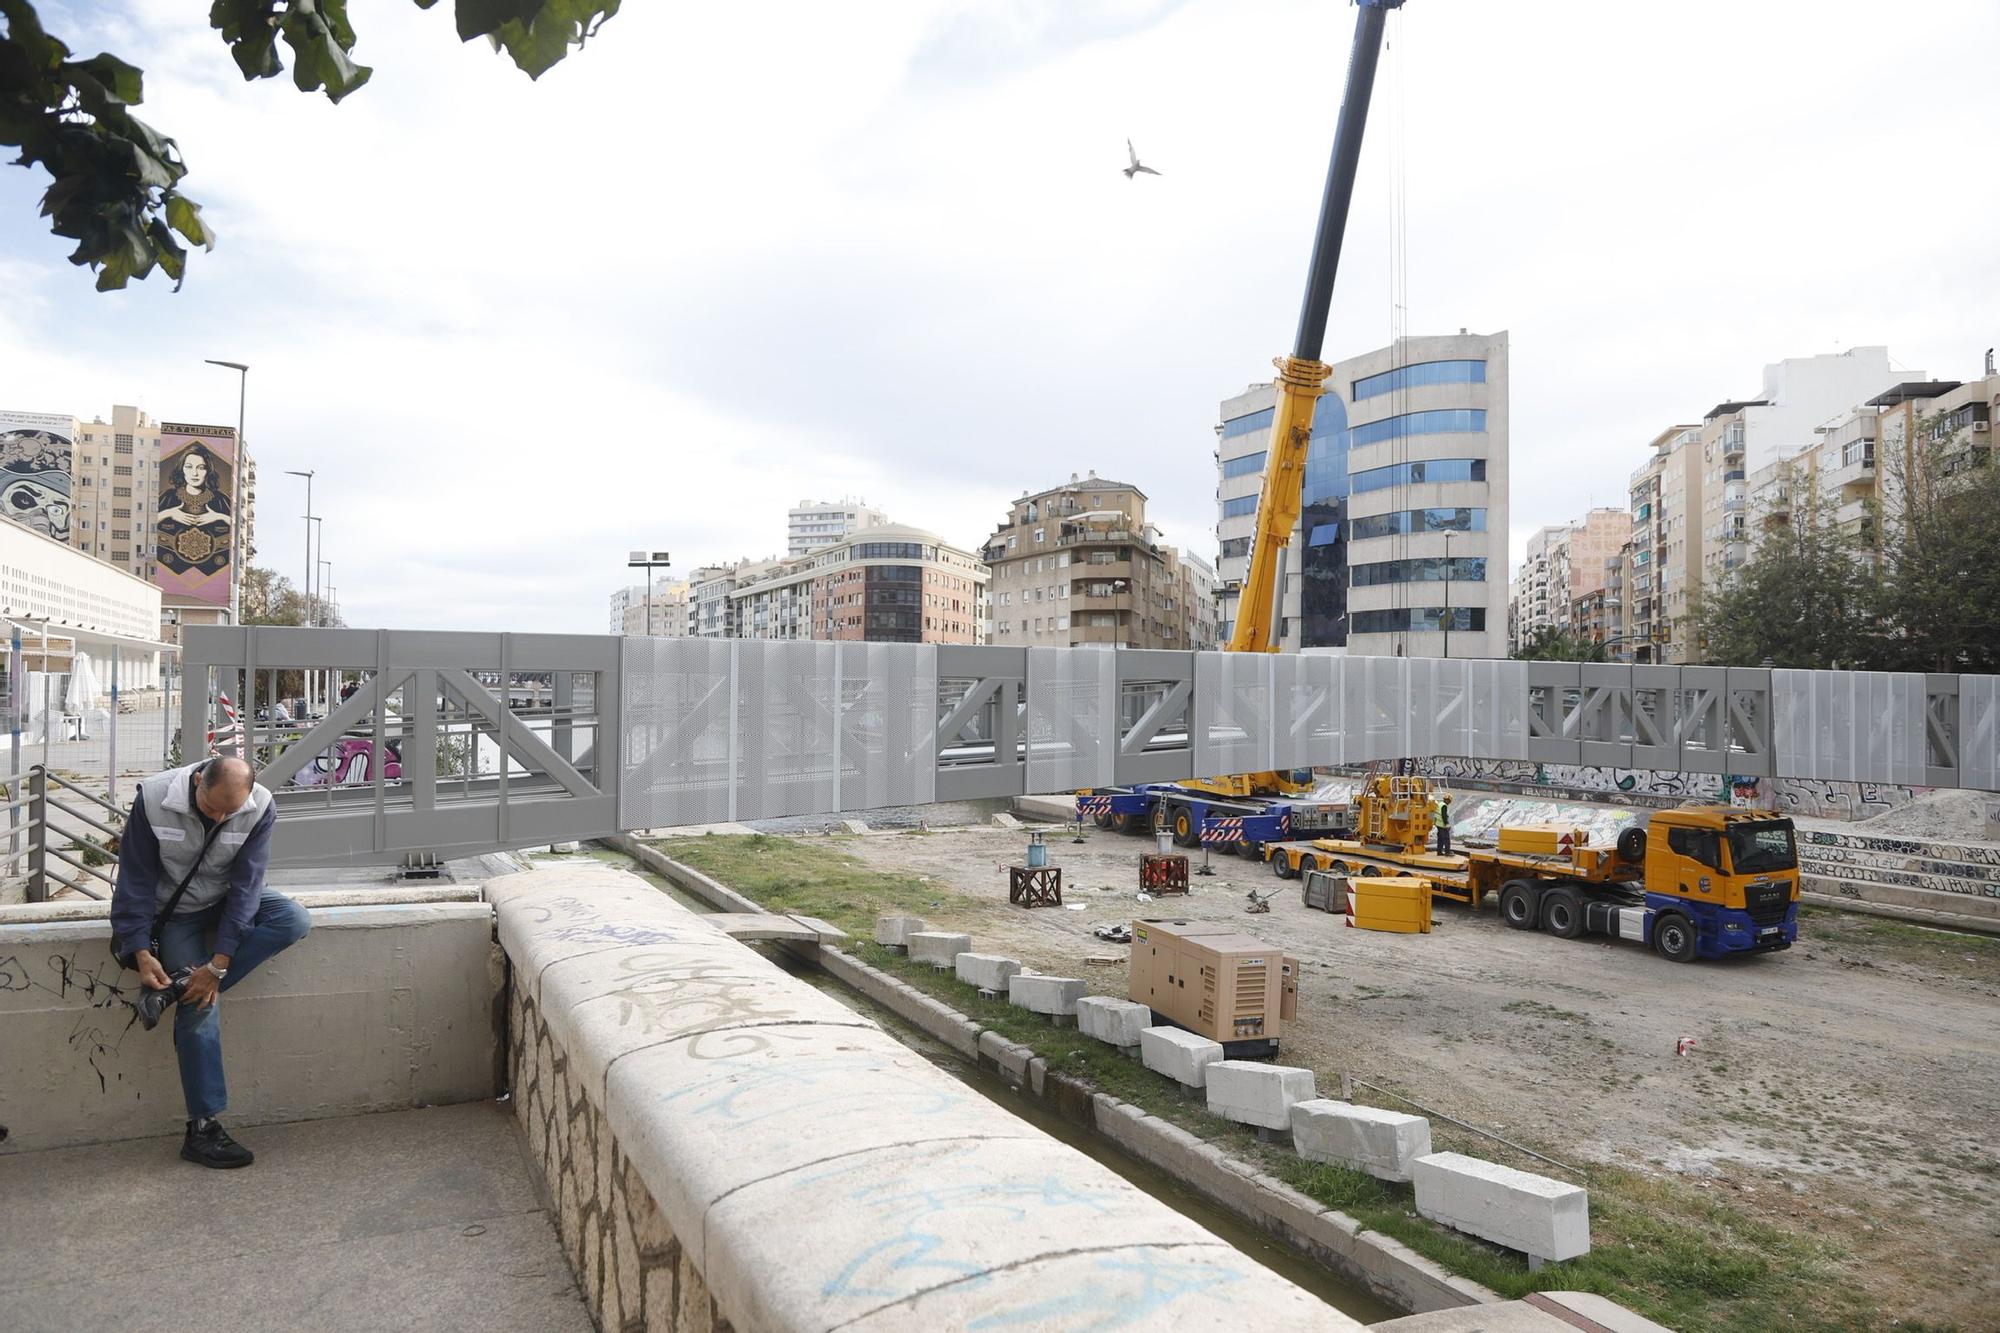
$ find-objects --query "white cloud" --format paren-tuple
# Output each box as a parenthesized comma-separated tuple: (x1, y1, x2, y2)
(2, 0, 1995, 631)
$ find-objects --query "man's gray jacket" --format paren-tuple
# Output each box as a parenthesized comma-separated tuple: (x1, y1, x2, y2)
(110, 761, 276, 960)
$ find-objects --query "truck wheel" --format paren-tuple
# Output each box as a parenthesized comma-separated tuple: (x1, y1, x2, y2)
(1617, 826, 1647, 862)
(1172, 808, 1200, 848)
(1299, 854, 1322, 877)
(1653, 912, 1698, 964)
(1542, 886, 1584, 939)
(1111, 812, 1139, 835)
(1272, 852, 1297, 880)
(1498, 880, 1540, 931)
(1092, 812, 1114, 830)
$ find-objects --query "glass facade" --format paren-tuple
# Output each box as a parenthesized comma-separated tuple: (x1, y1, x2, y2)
(1351, 409, 1486, 448)
(1221, 451, 1266, 479)
(1351, 458, 1485, 493)
(1351, 607, 1486, 634)
(854, 542, 931, 560)
(1221, 495, 1260, 519)
(1298, 394, 1350, 648)
(1350, 556, 1487, 587)
(1352, 360, 1486, 401)
(1349, 507, 1486, 540)
(1220, 407, 1275, 440)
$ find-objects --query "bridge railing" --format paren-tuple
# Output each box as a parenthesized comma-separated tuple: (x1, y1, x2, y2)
(181, 628, 2000, 866)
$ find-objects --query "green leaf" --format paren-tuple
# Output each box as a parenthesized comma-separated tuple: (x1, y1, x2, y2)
(279, 6, 374, 102)
(73, 53, 144, 105)
(166, 194, 216, 250)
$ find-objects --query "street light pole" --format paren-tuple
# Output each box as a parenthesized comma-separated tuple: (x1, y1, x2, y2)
(626, 551, 672, 637)
(203, 359, 249, 625)
(286, 469, 314, 712)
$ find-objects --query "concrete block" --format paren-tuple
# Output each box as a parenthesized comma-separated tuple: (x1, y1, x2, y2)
(905, 931, 972, 969)
(872, 914, 927, 948)
(955, 953, 1022, 992)
(1290, 1099, 1433, 1182)
(1006, 973, 1085, 1016)
(989, 812, 1022, 829)
(1205, 1061, 1317, 1131)
(1076, 996, 1151, 1049)
(1139, 1025, 1224, 1089)
(1412, 1151, 1590, 1264)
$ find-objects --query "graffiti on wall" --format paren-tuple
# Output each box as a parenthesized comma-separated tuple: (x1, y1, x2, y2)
(0, 410, 74, 540)
(292, 738, 403, 787)
(1771, 779, 1923, 821)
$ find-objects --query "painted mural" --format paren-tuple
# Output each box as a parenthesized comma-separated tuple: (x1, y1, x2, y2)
(155, 422, 236, 605)
(292, 739, 403, 788)
(0, 410, 74, 541)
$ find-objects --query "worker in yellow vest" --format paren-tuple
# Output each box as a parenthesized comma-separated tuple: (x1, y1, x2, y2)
(1432, 794, 1453, 856)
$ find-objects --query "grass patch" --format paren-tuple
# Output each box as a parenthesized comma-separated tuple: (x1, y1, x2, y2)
(646, 834, 1897, 1333)
(646, 833, 983, 937)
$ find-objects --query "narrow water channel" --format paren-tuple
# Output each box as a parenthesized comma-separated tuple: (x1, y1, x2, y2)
(612, 854, 1399, 1322)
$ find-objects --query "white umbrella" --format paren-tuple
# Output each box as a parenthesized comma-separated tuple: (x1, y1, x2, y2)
(64, 651, 98, 713)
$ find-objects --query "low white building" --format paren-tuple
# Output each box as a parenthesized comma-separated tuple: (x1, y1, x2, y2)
(0, 514, 166, 692)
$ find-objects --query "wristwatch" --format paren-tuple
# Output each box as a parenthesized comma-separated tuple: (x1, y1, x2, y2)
(205, 962, 229, 980)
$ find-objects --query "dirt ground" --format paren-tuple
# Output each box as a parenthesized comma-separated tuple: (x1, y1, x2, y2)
(839, 823, 2000, 1328)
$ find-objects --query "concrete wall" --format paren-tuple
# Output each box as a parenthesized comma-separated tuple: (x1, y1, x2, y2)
(0, 899, 500, 1153)
(490, 864, 1369, 1332)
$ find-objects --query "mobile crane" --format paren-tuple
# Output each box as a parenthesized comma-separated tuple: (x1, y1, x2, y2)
(1079, 0, 1405, 855)
(1270, 774, 1802, 963)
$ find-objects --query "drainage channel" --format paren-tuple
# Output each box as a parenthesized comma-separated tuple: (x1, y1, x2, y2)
(606, 850, 1399, 1322)
(764, 945, 1400, 1324)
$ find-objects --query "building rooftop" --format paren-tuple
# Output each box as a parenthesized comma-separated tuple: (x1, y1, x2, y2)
(1703, 399, 1770, 420)
(1865, 380, 1961, 406)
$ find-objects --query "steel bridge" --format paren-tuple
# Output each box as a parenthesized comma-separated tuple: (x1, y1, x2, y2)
(178, 627, 2000, 868)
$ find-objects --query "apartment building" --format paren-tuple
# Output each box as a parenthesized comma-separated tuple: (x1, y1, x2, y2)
(684, 527, 986, 645)
(1624, 425, 1701, 663)
(981, 475, 1207, 648)
(1215, 331, 1509, 657)
(69, 404, 259, 589)
(1507, 507, 1630, 652)
(609, 580, 691, 637)
(786, 499, 889, 558)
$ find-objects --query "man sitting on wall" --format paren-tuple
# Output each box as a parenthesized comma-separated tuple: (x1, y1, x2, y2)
(110, 756, 310, 1169)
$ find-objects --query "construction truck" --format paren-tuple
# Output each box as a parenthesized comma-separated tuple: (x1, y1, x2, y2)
(1077, 3, 1405, 852)
(1265, 775, 1801, 962)
(1077, 782, 1353, 856)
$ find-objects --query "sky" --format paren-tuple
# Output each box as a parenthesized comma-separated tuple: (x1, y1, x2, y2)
(2, 0, 1995, 634)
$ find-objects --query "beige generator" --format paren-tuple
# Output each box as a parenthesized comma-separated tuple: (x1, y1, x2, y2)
(1129, 918, 1298, 1057)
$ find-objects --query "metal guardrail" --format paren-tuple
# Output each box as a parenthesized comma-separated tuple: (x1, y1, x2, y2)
(4, 765, 126, 902)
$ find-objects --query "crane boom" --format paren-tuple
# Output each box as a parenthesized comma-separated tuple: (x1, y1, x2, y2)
(1227, 0, 1402, 655)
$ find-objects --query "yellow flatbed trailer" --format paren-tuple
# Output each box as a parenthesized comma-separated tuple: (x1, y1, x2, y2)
(1264, 837, 1640, 911)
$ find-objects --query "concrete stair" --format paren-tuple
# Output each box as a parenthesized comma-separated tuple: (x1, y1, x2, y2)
(1796, 827, 2000, 929)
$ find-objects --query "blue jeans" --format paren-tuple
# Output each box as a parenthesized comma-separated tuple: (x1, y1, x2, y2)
(156, 892, 312, 1122)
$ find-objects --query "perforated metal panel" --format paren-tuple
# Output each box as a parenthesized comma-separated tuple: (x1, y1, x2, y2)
(1963, 674, 1999, 792)
(1025, 645, 1117, 794)
(620, 637, 738, 828)
(1772, 669, 1928, 784)
(836, 641, 938, 811)
(1194, 651, 1275, 778)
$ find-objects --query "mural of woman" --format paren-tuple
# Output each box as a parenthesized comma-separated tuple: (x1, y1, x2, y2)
(157, 441, 235, 585)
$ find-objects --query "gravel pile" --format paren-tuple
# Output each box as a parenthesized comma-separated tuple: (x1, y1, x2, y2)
(1858, 788, 2000, 843)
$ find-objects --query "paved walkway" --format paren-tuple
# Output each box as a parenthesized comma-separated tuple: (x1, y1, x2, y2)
(0, 1102, 589, 1333)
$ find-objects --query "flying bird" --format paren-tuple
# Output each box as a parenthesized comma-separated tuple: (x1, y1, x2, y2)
(1123, 139, 1162, 179)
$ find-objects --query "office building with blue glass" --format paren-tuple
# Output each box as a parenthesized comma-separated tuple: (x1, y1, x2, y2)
(1214, 330, 1509, 657)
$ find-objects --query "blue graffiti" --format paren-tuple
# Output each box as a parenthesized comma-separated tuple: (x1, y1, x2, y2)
(966, 1249, 1248, 1330)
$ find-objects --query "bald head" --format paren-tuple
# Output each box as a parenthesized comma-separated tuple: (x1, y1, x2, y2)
(196, 755, 257, 821)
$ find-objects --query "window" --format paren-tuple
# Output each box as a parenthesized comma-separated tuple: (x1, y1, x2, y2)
(1349, 507, 1486, 540)
(1351, 360, 1486, 401)
(114, 434, 133, 454)
(1221, 451, 1266, 479)
(1057, 551, 1069, 567)
(1727, 822, 1796, 874)
(1668, 826, 1722, 870)
(1351, 458, 1486, 493)
(854, 542, 927, 560)
(1221, 495, 1260, 519)
(1057, 615, 1069, 631)
(1350, 557, 1486, 586)
(113, 465, 132, 477)
(1220, 408, 1275, 440)
(1218, 537, 1251, 559)
(112, 507, 130, 519)
(1350, 409, 1486, 448)
(112, 486, 131, 498)
(1034, 528, 1045, 543)
(1349, 607, 1487, 634)
(1007, 535, 1017, 549)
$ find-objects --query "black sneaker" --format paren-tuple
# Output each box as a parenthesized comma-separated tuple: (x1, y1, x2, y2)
(181, 1118, 254, 1169)
(135, 966, 194, 1031)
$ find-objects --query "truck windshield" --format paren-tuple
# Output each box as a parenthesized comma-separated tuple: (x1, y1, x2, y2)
(1727, 822, 1797, 875)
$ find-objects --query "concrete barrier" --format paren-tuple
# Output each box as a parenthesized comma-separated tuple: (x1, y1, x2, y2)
(1291, 1100, 1432, 1183)
(955, 952, 1022, 992)
(1140, 1025, 1224, 1088)
(491, 866, 1369, 1332)
(1206, 1061, 1317, 1131)
(1007, 973, 1085, 1017)
(872, 913, 927, 948)
(1077, 996, 1151, 1049)
(905, 930, 972, 969)
(1411, 1152, 1590, 1265)
(0, 900, 500, 1153)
